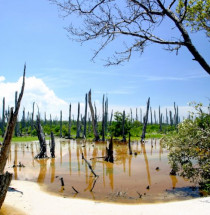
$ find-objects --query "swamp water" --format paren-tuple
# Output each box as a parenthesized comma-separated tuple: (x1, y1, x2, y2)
(5, 139, 200, 204)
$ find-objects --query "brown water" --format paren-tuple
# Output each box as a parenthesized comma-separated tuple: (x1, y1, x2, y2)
(5, 139, 200, 204)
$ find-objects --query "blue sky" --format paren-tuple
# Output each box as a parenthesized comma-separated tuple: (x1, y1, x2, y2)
(0, 0, 209, 119)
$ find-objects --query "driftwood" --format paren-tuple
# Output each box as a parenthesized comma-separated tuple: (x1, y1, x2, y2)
(34, 115, 48, 159)
(88, 90, 100, 141)
(141, 97, 150, 142)
(104, 137, 114, 163)
(82, 153, 98, 177)
(0, 65, 25, 209)
(50, 132, 55, 158)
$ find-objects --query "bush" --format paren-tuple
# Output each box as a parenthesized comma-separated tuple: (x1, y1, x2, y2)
(163, 102, 210, 194)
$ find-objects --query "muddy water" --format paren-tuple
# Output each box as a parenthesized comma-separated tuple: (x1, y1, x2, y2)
(5, 139, 200, 203)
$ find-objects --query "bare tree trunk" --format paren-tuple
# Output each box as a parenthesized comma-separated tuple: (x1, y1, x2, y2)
(150, 107, 153, 124)
(122, 110, 126, 142)
(102, 94, 105, 141)
(0, 65, 25, 209)
(68, 103, 71, 139)
(1, 97, 5, 137)
(109, 109, 113, 126)
(104, 137, 114, 163)
(50, 132, 55, 158)
(76, 102, 80, 138)
(83, 94, 87, 138)
(60, 110, 62, 138)
(141, 97, 150, 142)
(0, 172, 12, 209)
(88, 90, 100, 141)
(31, 102, 35, 135)
(128, 132, 132, 155)
(34, 115, 48, 159)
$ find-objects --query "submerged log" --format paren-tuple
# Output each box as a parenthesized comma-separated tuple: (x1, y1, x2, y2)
(34, 115, 48, 159)
(50, 132, 55, 158)
(104, 137, 114, 163)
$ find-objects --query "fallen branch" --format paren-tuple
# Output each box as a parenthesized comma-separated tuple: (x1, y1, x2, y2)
(90, 175, 99, 192)
(82, 153, 98, 177)
(72, 186, 79, 193)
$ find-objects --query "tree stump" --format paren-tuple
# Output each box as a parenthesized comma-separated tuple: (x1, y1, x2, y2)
(104, 137, 114, 163)
(0, 171, 12, 209)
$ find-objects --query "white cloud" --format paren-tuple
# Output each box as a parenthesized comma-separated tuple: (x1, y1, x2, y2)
(0, 75, 206, 122)
(0, 76, 70, 120)
(0, 76, 5, 82)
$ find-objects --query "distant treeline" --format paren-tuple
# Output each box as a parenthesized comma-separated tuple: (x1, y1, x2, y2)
(0, 90, 183, 139)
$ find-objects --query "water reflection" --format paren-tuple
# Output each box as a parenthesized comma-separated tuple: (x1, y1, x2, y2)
(6, 139, 198, 203)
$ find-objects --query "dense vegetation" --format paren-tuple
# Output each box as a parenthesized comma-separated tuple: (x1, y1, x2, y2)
(163, 102, 210, 194)
(0, 110, 177, 141)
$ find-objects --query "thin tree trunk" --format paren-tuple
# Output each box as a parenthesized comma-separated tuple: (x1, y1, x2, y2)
(60, 110, 62, 138)
(122, 110, 126, 142)
(1, 97, 5, 137)
(141, 97, 150, 142)
(68, 103, 71, 139)
(31, 102, 35, 135)
(50, 132, 55, 158)
(88, 90, 100, 141)
(83, 94, 87, 138)
(76, 103, 80, 138)
(102, 94, 105, 141)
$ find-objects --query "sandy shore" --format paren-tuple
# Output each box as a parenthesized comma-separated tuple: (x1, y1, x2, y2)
(1, 180, 210, 215)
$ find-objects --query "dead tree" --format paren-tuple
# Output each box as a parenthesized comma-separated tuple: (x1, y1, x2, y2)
(102, 94, 105, 141)
(50, 132, 55, 158)
(68, 103, 71, 139)
(31, 102, 35, 135)
(34, 114, 48, 159)
(14, 91, 19, 137)
(150, 107, 153, 125)
(60, 110, 62, 138)
(159, 106, 162, 132)
(104, 137, 114, 163)
(128, 132, 132, 155)
(88, 90, 100, 141)
(104, 97, 108, 134)
(83, 94, 87, 138)
(76, 102, 80, 138)
(109, 109, 113, 126)
(1, 97, 5, 137)
(0, 65, 25, 209)
(122, 110, 126, 142)
(141, 97, 150, 142)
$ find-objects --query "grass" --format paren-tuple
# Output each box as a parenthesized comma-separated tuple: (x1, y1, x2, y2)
(0, 136, 50, 142)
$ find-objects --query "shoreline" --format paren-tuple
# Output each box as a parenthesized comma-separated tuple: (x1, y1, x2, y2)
(1, 180, 210, 215)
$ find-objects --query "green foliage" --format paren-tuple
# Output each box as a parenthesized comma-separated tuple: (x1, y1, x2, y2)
(109, 112, 131, 137)
(177, 0, 210, 37)
(163, 102, 210, 193)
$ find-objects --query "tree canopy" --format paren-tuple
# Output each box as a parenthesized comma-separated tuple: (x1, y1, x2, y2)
(50, 0, 210, 74)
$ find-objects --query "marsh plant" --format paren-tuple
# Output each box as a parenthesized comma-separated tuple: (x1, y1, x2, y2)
(163, 102, 210, 194)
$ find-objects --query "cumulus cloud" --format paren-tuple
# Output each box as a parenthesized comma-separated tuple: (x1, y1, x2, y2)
(0, 75, 203, 122)
(0, 76, 5, 82)
(0, 76, 70, 120)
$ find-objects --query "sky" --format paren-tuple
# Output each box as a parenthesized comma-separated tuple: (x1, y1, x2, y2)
(0, 0, 209, 121)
